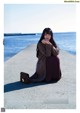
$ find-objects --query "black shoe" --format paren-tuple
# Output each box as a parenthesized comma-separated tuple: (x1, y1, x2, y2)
(20, 72, 30, 84)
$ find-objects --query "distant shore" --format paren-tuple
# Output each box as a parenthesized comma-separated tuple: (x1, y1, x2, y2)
(4, 33, 37, 36)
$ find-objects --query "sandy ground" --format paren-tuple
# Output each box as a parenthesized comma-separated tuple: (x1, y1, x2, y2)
(4, 44, 76, 109)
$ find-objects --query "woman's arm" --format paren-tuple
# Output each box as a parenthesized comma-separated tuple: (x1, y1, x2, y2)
(42, 39, 59, 56)
(38, 42, 52, 57)
(51, 45, 60, 56)
(37, 43, 46, 56)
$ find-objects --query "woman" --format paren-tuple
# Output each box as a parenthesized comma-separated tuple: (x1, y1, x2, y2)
(20, 28, 61, 83)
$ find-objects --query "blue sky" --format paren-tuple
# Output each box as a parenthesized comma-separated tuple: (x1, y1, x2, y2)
(4, 4, 76, 33)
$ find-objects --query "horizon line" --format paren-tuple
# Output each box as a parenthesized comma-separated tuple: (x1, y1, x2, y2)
(4, 31, 76, 34)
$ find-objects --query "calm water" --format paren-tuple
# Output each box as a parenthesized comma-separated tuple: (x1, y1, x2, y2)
(4, 32, 76, 62)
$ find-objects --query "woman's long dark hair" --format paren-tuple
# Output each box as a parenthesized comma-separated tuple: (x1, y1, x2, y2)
(36, 28, 57, 57)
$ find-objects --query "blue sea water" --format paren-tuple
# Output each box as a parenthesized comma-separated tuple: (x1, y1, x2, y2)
(4, 32, 76, 62)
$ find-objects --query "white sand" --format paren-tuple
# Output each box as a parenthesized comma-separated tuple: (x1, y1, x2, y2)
(4, 44, 76, 109)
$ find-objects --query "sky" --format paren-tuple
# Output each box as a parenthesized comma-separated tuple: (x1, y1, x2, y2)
(4, 4, 76, 33)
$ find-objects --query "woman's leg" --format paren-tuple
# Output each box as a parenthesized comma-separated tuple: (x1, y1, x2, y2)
(29, 72, 38, 79)
(46, 56, 61, 82)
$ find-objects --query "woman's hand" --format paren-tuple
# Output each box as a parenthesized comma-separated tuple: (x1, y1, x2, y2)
(41, 39, 46, 44)
(41, 39, 52, 45)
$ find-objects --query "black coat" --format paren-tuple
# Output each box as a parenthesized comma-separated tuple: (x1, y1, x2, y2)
(30, 42, 61, 82)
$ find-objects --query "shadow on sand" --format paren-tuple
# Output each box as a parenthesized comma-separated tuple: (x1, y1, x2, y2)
(4, 81, 57, 93)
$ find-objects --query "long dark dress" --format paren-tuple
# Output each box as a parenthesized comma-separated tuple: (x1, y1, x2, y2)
(29, 42, 61, 83)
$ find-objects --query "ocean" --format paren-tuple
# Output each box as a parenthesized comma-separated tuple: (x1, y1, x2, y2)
(4, 32, 76, 62)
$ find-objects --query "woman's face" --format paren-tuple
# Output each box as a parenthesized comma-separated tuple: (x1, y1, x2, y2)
(44, 33, 51, 41)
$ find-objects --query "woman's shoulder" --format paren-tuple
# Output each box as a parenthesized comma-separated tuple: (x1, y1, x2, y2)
(37, 42, 46, 49)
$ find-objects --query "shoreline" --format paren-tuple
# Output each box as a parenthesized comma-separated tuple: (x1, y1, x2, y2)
(4, 33, 36, 36)
(4, 43, 76, 62)
(4, 44, 76, 109)
(4, 44, 35, 62)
